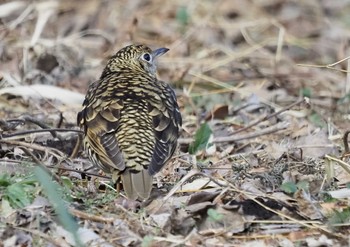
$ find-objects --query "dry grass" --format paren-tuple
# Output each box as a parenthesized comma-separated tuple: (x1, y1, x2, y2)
(1, 0, 350, 246)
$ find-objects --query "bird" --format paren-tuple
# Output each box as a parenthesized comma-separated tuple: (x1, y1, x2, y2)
(77, 44, 182, 200)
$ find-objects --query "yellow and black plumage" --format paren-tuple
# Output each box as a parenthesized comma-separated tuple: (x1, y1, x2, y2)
(77, 44, 181, 200)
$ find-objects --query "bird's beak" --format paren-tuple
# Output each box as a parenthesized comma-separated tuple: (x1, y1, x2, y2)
(152, 47, 169, 58)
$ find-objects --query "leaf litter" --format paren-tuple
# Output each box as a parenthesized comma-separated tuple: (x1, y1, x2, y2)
(1, 0, 350, 246)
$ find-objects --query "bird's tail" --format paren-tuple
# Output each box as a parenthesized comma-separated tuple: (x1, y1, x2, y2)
(121, 169, 153, 200)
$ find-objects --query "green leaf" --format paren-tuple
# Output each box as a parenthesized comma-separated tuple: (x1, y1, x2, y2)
(322, 192, 335, 202)
(280, 181, 297, 194)
(61, 176, 73, 189)
(337, 93, 350, 104)
(308, 111, 325, 128)
(300, 87, 312, 98)
(176, 6, 188, 26)
(34, 167, 82, 246)
(296, 180, 309, 191)
(347, 183, 350, 189)
(142, 235, 154, 247)
(207, 208, 223, 222)
(328, 207, 350, 225)
(6, 183, 31, 208)
(189, 123, 213, 154)
(0, 173, 36, 208)
(0, 174, 12, 187)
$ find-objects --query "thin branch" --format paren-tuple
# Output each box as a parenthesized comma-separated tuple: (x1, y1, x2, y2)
(46, 164, 111, 179)
(0, 139, 65, 159)
(69, 208, 114, 223)
(231, 97, 307, 135)
(227, 183, 345, 238)
(1, 128, 82, 139)
(10, 225, 63, 246)
(22, 147, 62, 183)
(342, 130, 350, 154)
(297, 56, 350, 73)
(178, 122, 289, 145)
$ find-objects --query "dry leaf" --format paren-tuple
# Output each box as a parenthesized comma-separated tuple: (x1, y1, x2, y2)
(205, 104, 229, 120)
(0, 85, 84, 105)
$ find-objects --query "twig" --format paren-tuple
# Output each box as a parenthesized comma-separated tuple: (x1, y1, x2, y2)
(19, 115, 58, 138)
(70, 132, 83, 159)
(162, 169, 201, 203)
(152, 169, 227, 214)
(0, 157, 108, 179)
(231, 97, 307, 135)
(215, 122, 289, 142)
(178, 121, 289, 145)
(342, 130, 350, 154)
(325, 155, 350, 175)
(1, 128, 82, 140)
(245, 220, 322, 224)
(21, 147, 62, 183)
(0, 139, 65, 159)
(56, 112, 64, 128)
(69, 208, 114, 223)
(297, 56, 350, 73)
(46, 164, 111, 180)
(227, 183, 345, 238)
(8, 223, 62, 246)
(162, 170, 227, 202)
(178, 98, 306, 145)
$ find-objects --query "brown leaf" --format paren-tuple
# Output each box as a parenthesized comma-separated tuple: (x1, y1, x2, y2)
(205, 104, 229, 121)
(187, 191, 220, 205)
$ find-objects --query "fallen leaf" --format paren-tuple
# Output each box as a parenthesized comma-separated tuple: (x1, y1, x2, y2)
(205, 104, 229, 120)
(0, 85, 84, 105)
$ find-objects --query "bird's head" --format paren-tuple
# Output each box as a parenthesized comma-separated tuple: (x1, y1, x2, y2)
(103, 44, 169, 77)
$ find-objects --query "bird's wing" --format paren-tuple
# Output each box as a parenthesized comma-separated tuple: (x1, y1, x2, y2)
(148, 82, 182, 175)
(77, 83, 125, 172)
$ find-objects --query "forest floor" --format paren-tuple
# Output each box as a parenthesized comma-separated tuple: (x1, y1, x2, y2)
(1, 0, 350, 246)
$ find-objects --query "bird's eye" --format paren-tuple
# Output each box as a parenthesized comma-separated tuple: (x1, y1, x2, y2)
(142, 53, 152, 62)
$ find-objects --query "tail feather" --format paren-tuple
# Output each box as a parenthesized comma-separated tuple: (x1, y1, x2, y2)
(121, 170, 137, 200)
(121, 169, 153, 200)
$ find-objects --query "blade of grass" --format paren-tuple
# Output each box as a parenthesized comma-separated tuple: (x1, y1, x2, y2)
(34, 166, 82, 247)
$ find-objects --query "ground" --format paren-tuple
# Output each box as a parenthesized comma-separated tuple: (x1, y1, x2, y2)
(0, 0, 350, 246)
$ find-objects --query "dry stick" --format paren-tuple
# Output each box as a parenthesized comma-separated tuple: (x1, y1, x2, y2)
(178, 121, 289, 145)
(227, 184, 344, 238)
(56, 112, 64, 128)
(231, 97, 307, 135)
(0, 139, 65, 159)
(1, 140, 66, 184)
(325, 155, 350, 175)
(0, 157, 108, 179)
(161, 169, 201, 203)
(21, 147, 62, 183)
(46, 164, 110, 179)
(162, 170, 228, 203)
(214, 122, 289, 143)
(1, 125, 83, 162)
(0, 141, 109, 180)
(178, 98, 306, 145)
(245, 220, 322, 224)
(153, 170, 223, 213)
(166, 171, 341, 238)
(297, 56, 350, 73)
(342, 130, 350, 155)
(70, 132, 83, 159)
(1, 128, 82, 139)
(10, 225, 63, 246)
(19, 115, 58, 138)
(69, 208, 114, 223)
